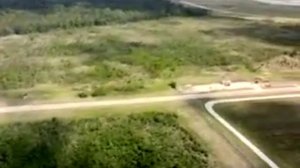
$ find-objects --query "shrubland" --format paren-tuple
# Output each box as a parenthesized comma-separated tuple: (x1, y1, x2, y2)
(0, 0, 299, 100)
(0, 0, 207, 36)
(0, 112, 210, 168)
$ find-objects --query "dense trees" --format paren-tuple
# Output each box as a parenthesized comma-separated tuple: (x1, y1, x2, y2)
(0, 0, 207, 36)
(0, 112, 209, 168)
(0, 0, 181, 11)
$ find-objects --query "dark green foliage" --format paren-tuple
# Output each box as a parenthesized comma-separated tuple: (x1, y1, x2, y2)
(77, 92, 88, 98)
(169, 81, 177, 89)
(0, 0, 207, 36)
(0, 112, 209, 168)
(220, 23, 300, 47)
(0, 118, 69, 168)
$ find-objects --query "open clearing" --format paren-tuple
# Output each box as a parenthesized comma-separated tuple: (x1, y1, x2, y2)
(214, 98, 300, 168)
(0, 0, 299, 167)
(1, 16, 300, 103)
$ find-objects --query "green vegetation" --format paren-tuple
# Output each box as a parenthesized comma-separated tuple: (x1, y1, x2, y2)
(0, 112, 210, 168)
(0, 32, 240, 96)
(215, 99, 300, 168)
(0, 17, 299, 100)
(0, 0, 207, 36)
(0, 0, 299, 101)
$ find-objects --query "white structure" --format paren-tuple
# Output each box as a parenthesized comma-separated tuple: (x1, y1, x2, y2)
(182, 82, 262, 94)
(254, 0, 300, 6)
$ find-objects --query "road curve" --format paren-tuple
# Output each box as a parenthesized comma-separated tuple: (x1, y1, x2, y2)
(177, 0, 300, 18)
(254, 0, 300, 6)
(205, 94, 300, 168)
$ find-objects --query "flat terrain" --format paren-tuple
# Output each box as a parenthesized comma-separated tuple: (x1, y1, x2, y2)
(214, 98, 300, 168)
(0, 1, 299, 168)
(1, 16, 299, 104)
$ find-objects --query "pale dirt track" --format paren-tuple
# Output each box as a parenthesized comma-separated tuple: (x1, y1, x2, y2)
(0, 87, 299, 168)
(0, 86, 299, 114)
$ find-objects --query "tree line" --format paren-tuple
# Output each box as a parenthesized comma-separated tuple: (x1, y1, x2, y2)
(0, 0, 208, 36)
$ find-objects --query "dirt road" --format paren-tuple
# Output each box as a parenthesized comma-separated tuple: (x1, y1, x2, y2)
(0, 87, 299, 168)
(0, 87, 299, 114)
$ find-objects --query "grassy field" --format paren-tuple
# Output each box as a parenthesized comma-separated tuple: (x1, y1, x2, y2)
(0, 111, 211, 168)
(1, 1, 299, 168)
(214, 98, 300, 168)
(0, 16, 299, 103)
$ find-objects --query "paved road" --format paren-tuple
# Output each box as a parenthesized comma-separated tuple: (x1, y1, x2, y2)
(254, 0, 300, 6)
(177, 0, 300, 18)
(205, 94, 300, 168)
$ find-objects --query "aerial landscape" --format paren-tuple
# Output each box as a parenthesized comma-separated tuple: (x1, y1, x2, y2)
(0, 0, 299, 168)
